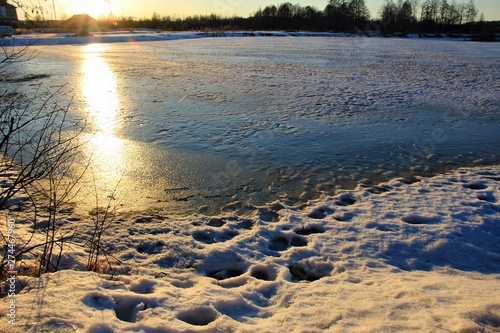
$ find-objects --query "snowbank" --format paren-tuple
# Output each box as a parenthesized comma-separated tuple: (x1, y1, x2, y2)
(1, 30, 479, 47)
(2, 31, 319, 47)
(1, 165, 499, 332)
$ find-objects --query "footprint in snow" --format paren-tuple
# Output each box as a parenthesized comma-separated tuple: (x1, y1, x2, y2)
(307, 206, 334, 219)
(366, 185, 392, 194)
(463, 182, 488, 190)
(114, 299, 147, 323)
(250, 265, 278, 281)
(207, 217, 226, 227)
(84, 294, 156, 323)
(477, 192, 497, 203)
(258, 208, 280, 222)
(335, 195, 357, 206)
(268, 235, 308, 252)
(208, 269, 245, 281)
(294, 225, 326, 236)
(334, 212, 355, 222)
(192, 229, 239, 244)
(288, 260, 334, 282)
(136, 240, 164, 254)
(236, 219, 255, 230)
(129, 279, 156, 294)
(177, 307, 219, 326)
(401, 215, 441, 225)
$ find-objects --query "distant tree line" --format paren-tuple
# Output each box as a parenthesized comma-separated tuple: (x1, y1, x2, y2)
(97, 1, 372, 32)
(16, 0, 499, 38)
(380, 0, 483, 34)
(104, 0, 494, 36)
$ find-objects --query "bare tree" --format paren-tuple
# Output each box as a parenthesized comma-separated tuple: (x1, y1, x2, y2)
(349, 0, 371, 23)
(85, 174, 120, 273)
(1, 42, 39, 80)
(464, 0, 478, 23)
(1, 40, 91, 277)
(1, 83, 86, 207)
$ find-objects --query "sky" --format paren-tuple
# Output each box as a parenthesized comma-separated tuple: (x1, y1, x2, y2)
(15, 0, 500, 21)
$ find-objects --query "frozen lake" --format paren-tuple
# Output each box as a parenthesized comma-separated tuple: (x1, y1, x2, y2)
(11, 36, 500, 214)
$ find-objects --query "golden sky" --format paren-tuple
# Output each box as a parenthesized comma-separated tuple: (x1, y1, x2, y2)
(15, 0, 500, 21)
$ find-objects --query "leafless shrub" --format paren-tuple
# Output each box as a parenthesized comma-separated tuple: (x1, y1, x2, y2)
(0, 41, 98, 277)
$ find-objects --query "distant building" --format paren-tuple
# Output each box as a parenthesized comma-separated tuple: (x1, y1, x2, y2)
(63, 14, 97, 32)
(0, 21, 13, 36)
(0, 0, 18, 22)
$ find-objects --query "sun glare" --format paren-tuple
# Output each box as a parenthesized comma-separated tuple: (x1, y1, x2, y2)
(81, 43, 118, 133)
(81, 43, 126, 186)
(72, 0, 111, 18)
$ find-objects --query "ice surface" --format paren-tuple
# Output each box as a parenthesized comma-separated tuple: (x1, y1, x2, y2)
(1, 165, 499, 332)
(3, 34, 500, 214)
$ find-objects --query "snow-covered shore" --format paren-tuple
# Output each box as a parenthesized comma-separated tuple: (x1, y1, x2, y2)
(2, 30, 487, 47)
(1, 165, 499, 332)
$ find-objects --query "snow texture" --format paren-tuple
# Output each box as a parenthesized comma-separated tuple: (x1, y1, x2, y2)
(1, 166, 499, 332)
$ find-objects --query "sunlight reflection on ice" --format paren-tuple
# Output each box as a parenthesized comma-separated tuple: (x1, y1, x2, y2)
(80, 43, 126, 197)
(81, 43, 119, 134)
(86, 133, 125, 183)
(75, 43, 216, 214)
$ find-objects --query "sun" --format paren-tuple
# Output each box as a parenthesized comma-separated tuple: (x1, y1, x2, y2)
(72, 0, 111, 18)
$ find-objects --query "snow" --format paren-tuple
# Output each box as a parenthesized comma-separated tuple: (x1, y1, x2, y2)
(1, 30, 482, 47)
(1, 32, 500, 332)
(2, 165, 499, 332)
(3, 31, 335, 47)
